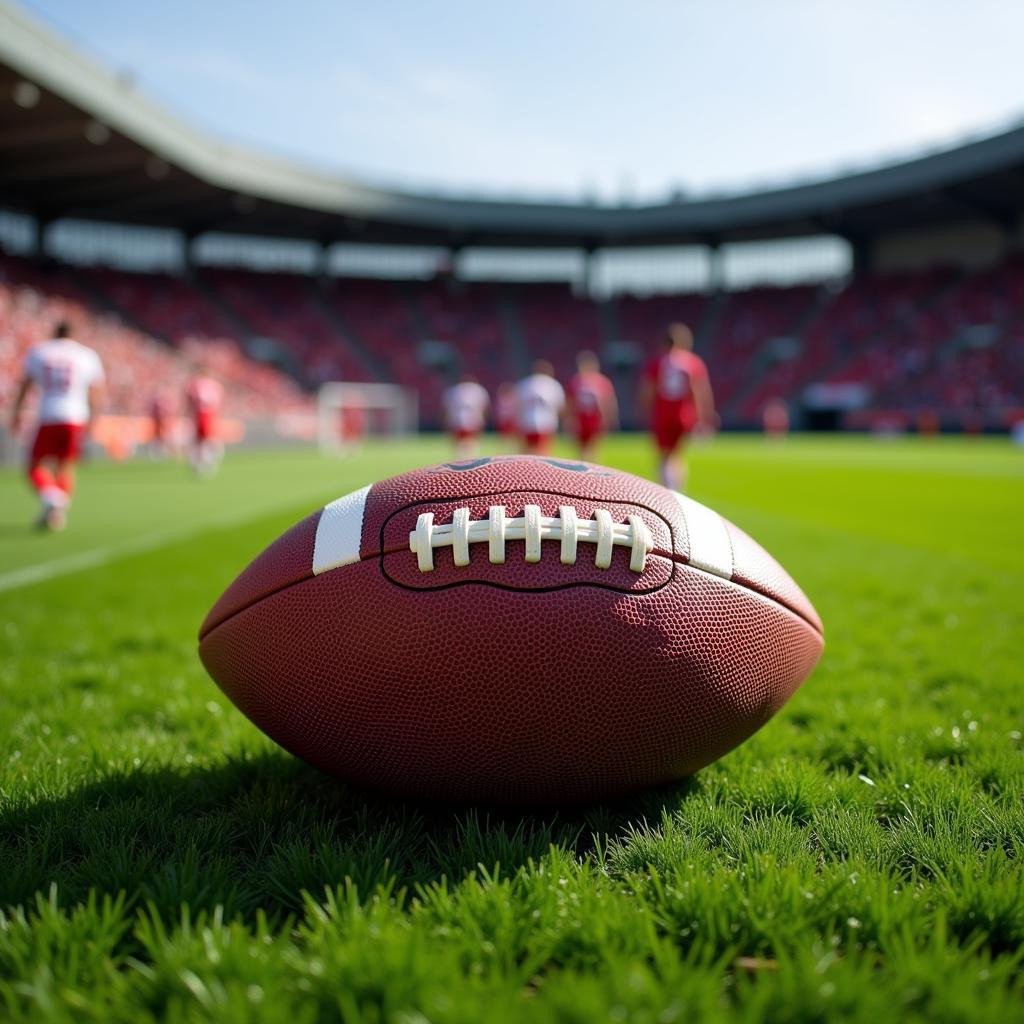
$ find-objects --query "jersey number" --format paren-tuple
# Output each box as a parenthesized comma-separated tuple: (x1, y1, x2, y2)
(42, 361, 73, 394)
(659, 364, 691, 400)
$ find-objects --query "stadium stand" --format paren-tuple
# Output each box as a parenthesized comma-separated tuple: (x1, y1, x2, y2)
(732, 270, 957, 423)
(413, 280, 513, 391)
(407, 279, 515, 423)
(0, 254, 310, 423)
(3, 247, 1023, 434)
(202, 269, 372, 388)
(76, 267, 239, 344)
(516, 283, 604, 383)
(864, 258, 1024, 423)
(616, 291, 708, 352)
(707, 285, 818, 414)
(322, 277, 438, 418)
(3, 0, 1024, 441)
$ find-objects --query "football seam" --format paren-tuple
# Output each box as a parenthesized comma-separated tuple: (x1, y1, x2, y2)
(201, 486, 821, 639)
(198, 547, 823, 641)
(375, 488, 821, 635)
(378, 548, 678, 596)
(198, 545, 679, 641)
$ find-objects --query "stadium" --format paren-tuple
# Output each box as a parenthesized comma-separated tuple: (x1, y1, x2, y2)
(0, 2, 1021, 1022)
(2, 1, 1024, 447)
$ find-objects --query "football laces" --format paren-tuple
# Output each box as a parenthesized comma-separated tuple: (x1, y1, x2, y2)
(409, 505, 653, 573)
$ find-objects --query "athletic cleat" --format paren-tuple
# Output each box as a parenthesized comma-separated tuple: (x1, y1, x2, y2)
(44, 505, 67, 531)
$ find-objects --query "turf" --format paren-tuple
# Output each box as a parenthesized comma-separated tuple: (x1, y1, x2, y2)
(0, 436, 1021, 1023)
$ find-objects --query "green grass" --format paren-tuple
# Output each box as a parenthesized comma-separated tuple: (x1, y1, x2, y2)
(0, 436, 1021, 1023)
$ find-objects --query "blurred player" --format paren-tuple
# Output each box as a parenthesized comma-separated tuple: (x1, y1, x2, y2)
(566, 350, 618, 460)
(494, 382, 518, 445)
(515, 360, 564, 455)
(185, 369, 224, 476)
(762, 397, 790, 439)
(149, 388, 174, 458)
(9, 320, 104, 530)
(916, 409, 940, 437)
(442, 374, 490, 457)
(338, 398, 367, 453)
(640, 323, 716, 491)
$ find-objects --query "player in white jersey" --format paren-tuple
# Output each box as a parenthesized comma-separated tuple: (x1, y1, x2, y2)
(515, 360, 565, 455)
(442, 375, 490, 457)
(10, 321, 105, 530)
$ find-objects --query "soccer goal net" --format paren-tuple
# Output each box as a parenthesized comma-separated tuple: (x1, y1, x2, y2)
(317, 382, 419, 454)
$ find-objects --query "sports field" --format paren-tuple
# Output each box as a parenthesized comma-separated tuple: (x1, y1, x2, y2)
(0, 436, 1021, 1022)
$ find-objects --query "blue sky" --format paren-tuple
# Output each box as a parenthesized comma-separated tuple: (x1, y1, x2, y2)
(19, 0, 1024, 201)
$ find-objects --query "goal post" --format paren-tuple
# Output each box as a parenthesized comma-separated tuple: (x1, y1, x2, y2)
(317, 382, 418, 454)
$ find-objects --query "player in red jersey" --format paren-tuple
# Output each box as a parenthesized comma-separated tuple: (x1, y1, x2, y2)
(639, 323, 716, 491)
(339, 398, 367, 452)
(762, 397, 790, 439)
(185, 370, 225, 476)
(494, 382, 518, 445)
(566, 350, 618, 460)
(515, 360, 565, 455)
(10, 321, 104, 530)
(442, 374, 490, 457)
(149, 389, 175, 458)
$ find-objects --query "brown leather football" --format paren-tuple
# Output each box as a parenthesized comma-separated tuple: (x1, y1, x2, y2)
(199, 456, 823, 804)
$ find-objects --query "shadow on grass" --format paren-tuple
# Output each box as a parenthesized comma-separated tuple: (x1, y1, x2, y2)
(0, 752, 698, 924)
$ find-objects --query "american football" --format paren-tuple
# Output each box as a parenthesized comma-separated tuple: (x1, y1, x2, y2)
(199, 456, 823, 803)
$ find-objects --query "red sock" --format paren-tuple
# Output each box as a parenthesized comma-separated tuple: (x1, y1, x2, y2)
(55, 471, 74, 497)
(29, 465, 53, 495)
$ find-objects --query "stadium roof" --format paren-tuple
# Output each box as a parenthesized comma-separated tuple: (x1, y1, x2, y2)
(3, 0, 1024, 249)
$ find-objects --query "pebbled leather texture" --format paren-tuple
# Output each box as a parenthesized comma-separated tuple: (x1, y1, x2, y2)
(725, 520, 822, 632)
(198, 456, 824, 804)
(200, 510, 322, 638)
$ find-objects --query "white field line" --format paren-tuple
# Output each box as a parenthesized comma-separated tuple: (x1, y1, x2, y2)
(0, 498, 320, 594)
